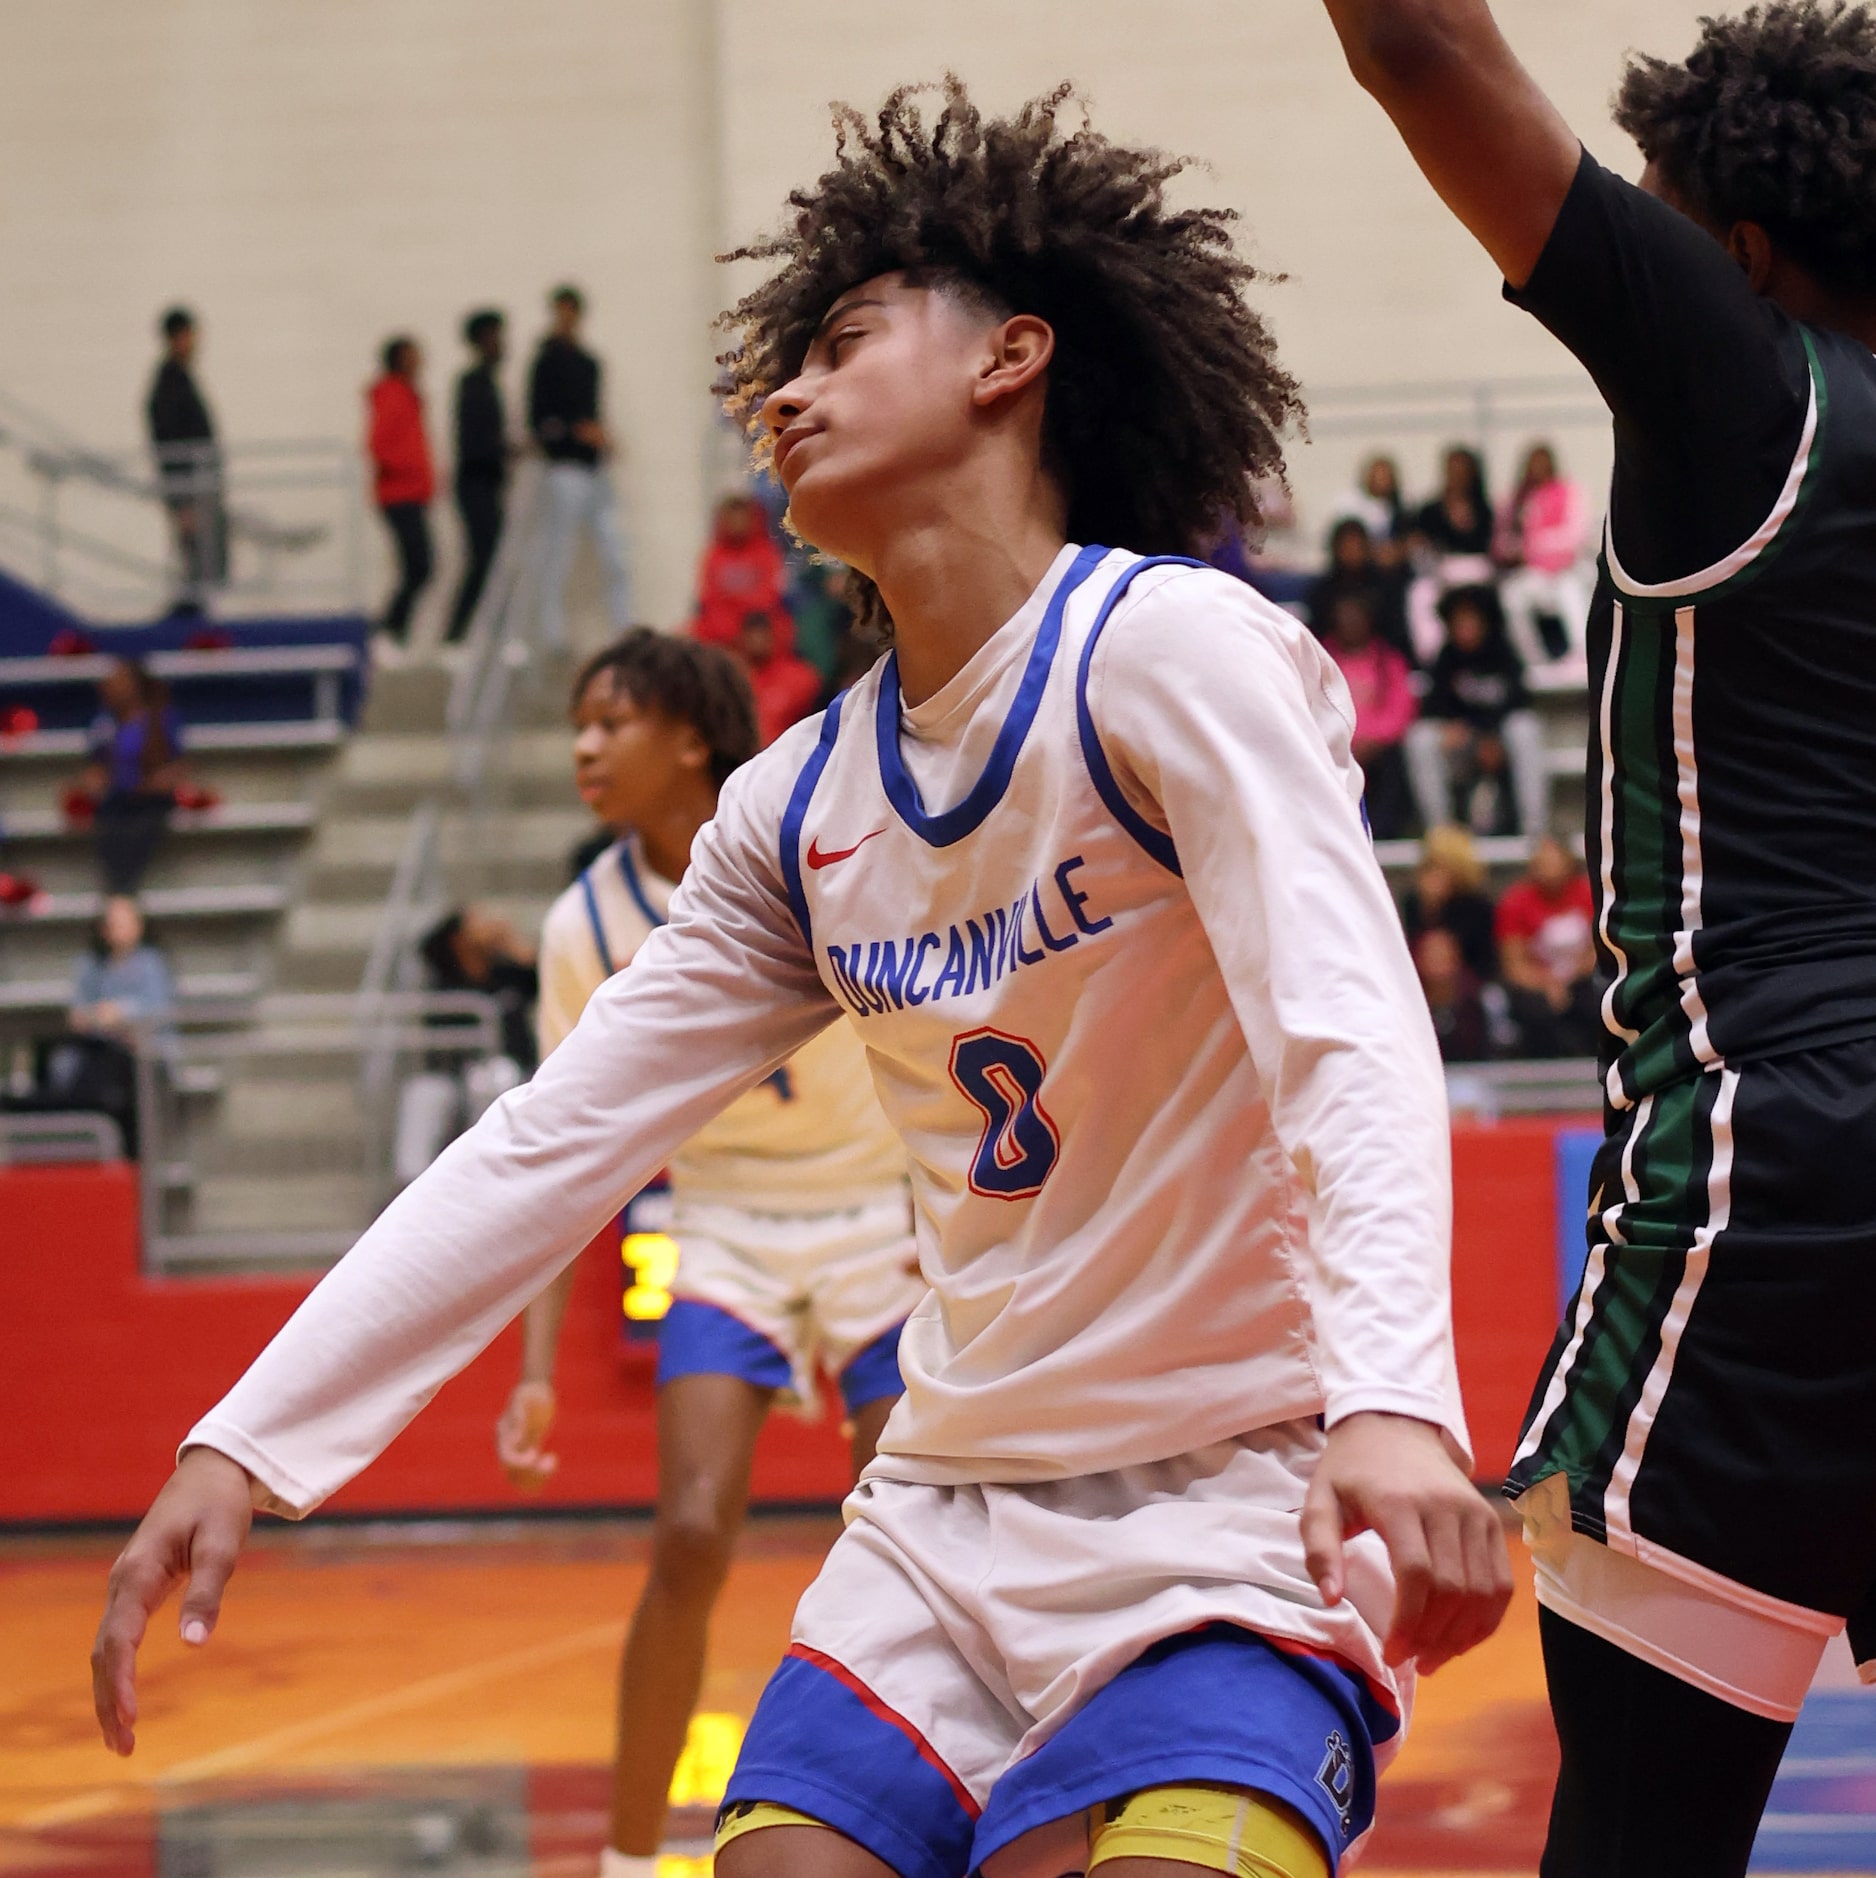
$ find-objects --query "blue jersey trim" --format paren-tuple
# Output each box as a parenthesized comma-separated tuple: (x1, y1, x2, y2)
(778, 694, 847, 949)
(616, 837, 665, 931)
(1074, 554, 1209, 878)
(874, 543, 1109, 849)
(578, 871, 616, 976)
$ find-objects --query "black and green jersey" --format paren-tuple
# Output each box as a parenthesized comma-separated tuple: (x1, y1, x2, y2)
(1514, 154, 1876, 1108)
(1504, 155, 1876, 1648)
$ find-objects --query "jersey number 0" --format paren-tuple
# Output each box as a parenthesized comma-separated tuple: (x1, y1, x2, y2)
(949, 1029, 1060, 1200)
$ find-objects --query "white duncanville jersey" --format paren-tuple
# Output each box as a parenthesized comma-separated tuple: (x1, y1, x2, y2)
(537, 833, 905, 1211)
(188, 543, 1466, 1517)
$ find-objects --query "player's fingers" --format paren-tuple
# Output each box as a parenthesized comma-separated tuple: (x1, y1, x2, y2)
(91, 1554, 168, 1755)
(1418, 1499, 1514, 1672)
(1377, 1506, 1433, 1666)
(1402, 1504, 1474, 1670)
(1300, 1478, 1348, 1607)
(177, 1527, 241, 1646)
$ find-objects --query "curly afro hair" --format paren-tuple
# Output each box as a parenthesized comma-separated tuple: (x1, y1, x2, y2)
(716, 78, 1302, 626)
(572, 627, 759, 787)
(1615, 1, 1876, 294)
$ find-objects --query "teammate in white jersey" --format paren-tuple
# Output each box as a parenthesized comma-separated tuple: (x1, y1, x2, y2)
(92, 81, 1511, 1878)
(493, 628, 919, 1877)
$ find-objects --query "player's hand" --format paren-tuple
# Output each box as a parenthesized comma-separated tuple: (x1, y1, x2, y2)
(91, 1446, 254, 1756)
(496, 1380, 559, 1492)
(1300, 1411, 1512, 1675)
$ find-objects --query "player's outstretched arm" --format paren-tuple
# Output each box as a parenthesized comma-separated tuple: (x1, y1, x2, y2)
(92, 1448, 253, 1755)
(1318, 0, 1580, 287)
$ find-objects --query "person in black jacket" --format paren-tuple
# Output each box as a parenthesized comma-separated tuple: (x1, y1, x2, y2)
(145, 308, 225, 613)
(449, 309, 509, 640)
(528, 285, 630, 651)
(1403, 582, 1549, 836)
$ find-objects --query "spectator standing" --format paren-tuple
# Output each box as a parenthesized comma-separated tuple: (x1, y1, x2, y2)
(1413, 926, 1514, 1063)
(1497, 441, 1592, 676)
(393, 907, 538, 1186)
(1495, 834, 1599, 1057)
(694, 493, 789, 648)
(529, 285, 631, 652)
(1399, 823, 1500, 984)
(367, 337, 436, 646)
(145, 307, 225, 614)
(737, 609, 822, 748)
(77, 659, 185, 895)
(1306, 517, 1413, 662)
(1405, 583, 1549, 837)
(1320, 590, 1418, 838)
(449, 309, 509, 642)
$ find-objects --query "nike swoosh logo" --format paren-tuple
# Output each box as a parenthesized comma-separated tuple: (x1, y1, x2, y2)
(807, 828, 887, 870)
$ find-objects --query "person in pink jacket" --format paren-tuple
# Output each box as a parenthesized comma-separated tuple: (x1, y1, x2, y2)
(367, 336, 437, 645)
(1321, 588, 1418, 838)
(1498, 441, 1590, 677)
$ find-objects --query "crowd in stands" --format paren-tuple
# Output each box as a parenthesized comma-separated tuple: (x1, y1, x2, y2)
(1246, 442, 1594, 843)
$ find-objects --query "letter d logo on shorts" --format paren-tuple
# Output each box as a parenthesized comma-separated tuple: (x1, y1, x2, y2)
(1316, 1730, 1355, 1835)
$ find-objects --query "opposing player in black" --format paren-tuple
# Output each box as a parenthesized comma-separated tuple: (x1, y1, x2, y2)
(1318, 1, 1876, 1872)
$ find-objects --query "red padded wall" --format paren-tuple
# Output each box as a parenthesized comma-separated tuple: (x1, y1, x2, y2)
(0, 1119, 1575, 1522)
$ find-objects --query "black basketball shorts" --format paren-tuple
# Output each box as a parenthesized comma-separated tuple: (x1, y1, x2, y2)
(1506, 1034, 1876, 1720)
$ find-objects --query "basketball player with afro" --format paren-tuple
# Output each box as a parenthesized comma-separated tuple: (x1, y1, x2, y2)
(91, 80, 1510, 1877)
(1317, 1, 1876, 1872)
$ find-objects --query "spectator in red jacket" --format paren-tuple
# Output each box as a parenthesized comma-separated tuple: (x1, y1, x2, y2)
(694, 493, 789, 649)
(737, 610, 822, 748)
(1496, 835, 1600, 1057)
(368, 336, 436, 645)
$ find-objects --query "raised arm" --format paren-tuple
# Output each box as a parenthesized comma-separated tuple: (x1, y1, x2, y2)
(92, 743, 839, 1752)
(1320, 0, 1580, 287)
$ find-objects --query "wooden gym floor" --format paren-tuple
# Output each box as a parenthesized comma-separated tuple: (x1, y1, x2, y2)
(3, 1515, 1871, 1877)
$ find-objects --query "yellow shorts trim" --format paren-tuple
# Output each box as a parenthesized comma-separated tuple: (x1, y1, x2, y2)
(1089, 1784, 1330, 1878)
(714, 1800, 830, 1853)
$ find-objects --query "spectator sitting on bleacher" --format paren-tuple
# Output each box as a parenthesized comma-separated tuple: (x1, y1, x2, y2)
(72, 895, 175, 1041)
(1413, 926, 1516, 1064)
(393, 907, 539, 1186)
(1328, 452, 1408, 557)
(19, 897, 176, 1159)
(1404, 584, 1548, 839)
(1320, 590, 1418, 840)
(1411, 445, 1495, 557)
(74, 658, 187, 895)
(1306, 517, 1413, 663)
(1496, 441, 1591, 681)
(1399, 823, 1500, 985)
(694, 493, 790, 649)
(1495, 835, 1600, 1059)
(737, 609, 823, 749)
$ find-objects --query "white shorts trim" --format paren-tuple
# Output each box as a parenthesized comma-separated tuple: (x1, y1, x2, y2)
(668, 1189, 921, 1408)
(1521, 1478, 1837, 1722)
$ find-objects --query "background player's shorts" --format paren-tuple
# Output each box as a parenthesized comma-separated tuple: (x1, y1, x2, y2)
(720, 1424, 1406, 1878)
(656, 1187, 921, 1416)
(1507, 1038, 1876, 1719)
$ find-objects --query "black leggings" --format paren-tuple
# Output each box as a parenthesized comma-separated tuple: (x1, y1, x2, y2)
(380, 501, 434, 639)
(95, 792, 173, 894)
(1539, 1605, 1792, 1878)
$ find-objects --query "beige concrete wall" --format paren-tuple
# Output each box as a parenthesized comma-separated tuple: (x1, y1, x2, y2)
(0, 0, 722, 628)
(0, 0, 1723, 613)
